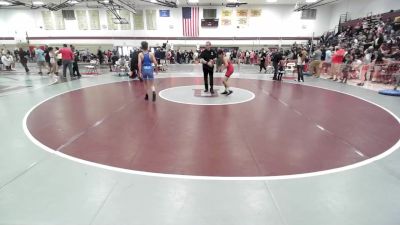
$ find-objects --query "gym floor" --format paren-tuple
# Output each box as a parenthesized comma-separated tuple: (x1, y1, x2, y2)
(1, 63, 400, 225)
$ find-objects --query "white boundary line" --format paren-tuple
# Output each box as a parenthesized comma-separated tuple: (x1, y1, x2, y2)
(21, 76, 400, 181)
(158, 85, 255, 106)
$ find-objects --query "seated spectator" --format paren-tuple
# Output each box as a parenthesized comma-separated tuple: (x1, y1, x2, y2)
(1, 51, 14, 71)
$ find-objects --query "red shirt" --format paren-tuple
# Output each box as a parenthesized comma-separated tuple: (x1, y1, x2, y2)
(332, 49, 345, 64)
(59, 47, 74, 60)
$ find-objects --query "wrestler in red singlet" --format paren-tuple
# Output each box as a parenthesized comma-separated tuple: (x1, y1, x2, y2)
(218, 49, 234, 95)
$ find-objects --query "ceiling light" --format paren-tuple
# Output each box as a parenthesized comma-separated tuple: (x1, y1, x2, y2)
(151, 0, 156, 2)
(266, 0, 277, 2)
(188, 0, 198, 3)
(305, 0, 317, 2)
(32, 1, 44, 5)
(0, 1, 11, 5)
(103, 0, 109, 3)
(68, 0, 79, 4)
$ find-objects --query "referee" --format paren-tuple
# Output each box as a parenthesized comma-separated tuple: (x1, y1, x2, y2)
(199, 41, 217, 94)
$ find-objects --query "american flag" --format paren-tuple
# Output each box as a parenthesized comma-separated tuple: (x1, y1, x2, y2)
(182, 7, 199, 37)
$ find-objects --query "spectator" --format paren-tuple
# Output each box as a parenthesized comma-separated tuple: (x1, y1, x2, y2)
(1, 51, 14, 71)
(56, 44, 74, 79)
(35, 47, 46, 75)
(18, 48, 29, 73)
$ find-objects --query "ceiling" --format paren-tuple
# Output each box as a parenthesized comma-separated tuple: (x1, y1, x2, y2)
(0, 0, 340, 10)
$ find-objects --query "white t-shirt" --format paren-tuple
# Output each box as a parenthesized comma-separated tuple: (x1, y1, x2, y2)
(325, 50, 332, 63)
(1, 55, 13, 66)
(297, 54, 303, 65)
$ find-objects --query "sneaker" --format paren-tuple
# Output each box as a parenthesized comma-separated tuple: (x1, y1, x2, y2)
(204, 89, 208, 93)
(152, 91, 156, 101)
(221, 91, 228, 94)
(226, 90, 233, 96)
(144, 94, 148, 101)
(210, 89, 214, 94)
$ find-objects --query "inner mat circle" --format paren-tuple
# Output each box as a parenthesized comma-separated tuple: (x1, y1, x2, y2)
(159, 85, 255, 105)
(26, 78, 400, 177)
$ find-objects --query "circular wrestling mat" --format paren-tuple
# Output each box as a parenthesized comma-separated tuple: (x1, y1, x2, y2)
(25, 77, 400, 177)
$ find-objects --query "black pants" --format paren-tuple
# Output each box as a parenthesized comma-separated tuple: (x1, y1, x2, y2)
(273, 62, 278, 79)
(203, 69, 214, 91)
(297, 65, 304, 81)
(21, 61, 29, 72)
(260, 61, 266, 72)
(73, 61, 81, 76)
(131, 67, 138, 78)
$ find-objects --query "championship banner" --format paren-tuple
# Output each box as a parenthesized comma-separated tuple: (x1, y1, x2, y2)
(76, 10, 88, 30)
(134, 10, 145, 30)
(120, 10, 131, 30)
(250, 9, 262, 17)
(237, 17, 248, 28)
(146, 9, 157, 30)
(236, 9, 248, 17)
(53, 11, 65, 30)
(221, 18, 231, 26)
(41, 11, 54, 30)
(221, 9, 232, 17)
(107, 11, 118, 30)
(89, 10, 100, 30)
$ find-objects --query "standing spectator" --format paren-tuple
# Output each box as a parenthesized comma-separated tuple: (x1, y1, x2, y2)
(324, 47, 333, 77)
(272, 49, 283, 80)
(331, 46, 346, 81)
(55, 47, 62, 75)
(71, 46, 81, 78)
(130, 49, 142, 81)
(259, 51, 267, 73)
(44, 45, 51, 75)
(35, 47, 46, 75)
(296, 50, 305, 82)
(18, 48, 29, 73)
(309, 46, 322, 78)
(97, 48, 104, 64)
(341, 53, 353, 83)
(48, 47, 57, 75)
(56, 44, 74, 79)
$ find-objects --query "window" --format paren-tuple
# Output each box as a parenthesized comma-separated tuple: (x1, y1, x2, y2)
(203, 8, 217, 19)
(62, 10, 76, 20)
(301, 9, 317, 20)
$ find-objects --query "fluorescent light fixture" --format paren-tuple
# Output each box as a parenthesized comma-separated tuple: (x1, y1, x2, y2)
(188, 0, 198, 3)
(151, 0, 156, 2)
(32, 1, 44, 5)
(266, 0, 277, 2)
(68, 0, 79, 4)
(306, 0, 317, 2)
(0, 1, 11, 5)
(103, 0, 109, 3)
